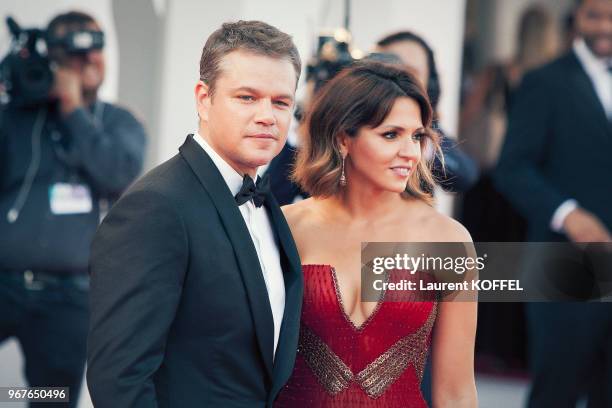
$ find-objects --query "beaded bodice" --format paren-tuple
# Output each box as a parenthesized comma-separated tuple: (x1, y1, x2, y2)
(275, 264, 438, 407)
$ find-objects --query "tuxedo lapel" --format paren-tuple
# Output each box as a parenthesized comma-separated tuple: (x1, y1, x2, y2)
(263, 192, 302, 297)
(567, 52, 612, 138)
(179, 135, 274, 379)
(263, 192, 304, 401)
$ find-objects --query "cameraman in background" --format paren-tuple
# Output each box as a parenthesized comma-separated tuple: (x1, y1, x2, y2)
(0, 11, 146, 406)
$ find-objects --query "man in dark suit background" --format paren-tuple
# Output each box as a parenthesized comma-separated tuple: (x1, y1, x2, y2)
(494, 0, 612, 406)
(87, 21, 303, 407)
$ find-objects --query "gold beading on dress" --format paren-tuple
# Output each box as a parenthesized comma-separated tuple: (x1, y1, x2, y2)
(298, 302, 438, 399)
(297, 325, 354, 395)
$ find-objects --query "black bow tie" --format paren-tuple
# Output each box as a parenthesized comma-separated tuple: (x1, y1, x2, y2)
(234, 174, 270, 207)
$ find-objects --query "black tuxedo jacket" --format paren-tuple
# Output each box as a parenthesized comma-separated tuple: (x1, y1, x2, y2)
(265, 144, 308, 206)
(87, 135, 303, 407)
(494, 51, 612, 241)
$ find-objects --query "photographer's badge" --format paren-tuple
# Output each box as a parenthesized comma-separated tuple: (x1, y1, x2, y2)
(49, 183, 92, 215)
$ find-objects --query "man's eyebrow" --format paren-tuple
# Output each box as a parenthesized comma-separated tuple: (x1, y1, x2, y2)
(231, 86, 294, 101)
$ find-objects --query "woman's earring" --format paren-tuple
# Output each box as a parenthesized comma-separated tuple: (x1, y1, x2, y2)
(340, 156, 347, 187)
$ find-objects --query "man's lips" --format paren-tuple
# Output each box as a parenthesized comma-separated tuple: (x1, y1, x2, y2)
(247, 133, 277, 140)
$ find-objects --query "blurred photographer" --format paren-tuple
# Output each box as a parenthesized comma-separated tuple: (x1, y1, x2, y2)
(0, 11, 146, 406)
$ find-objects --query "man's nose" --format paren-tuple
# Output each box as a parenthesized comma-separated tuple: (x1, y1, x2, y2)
(254, 99, 276, 126)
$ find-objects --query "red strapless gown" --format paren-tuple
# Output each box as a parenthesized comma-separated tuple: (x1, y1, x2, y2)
(275, 264, 438, 407)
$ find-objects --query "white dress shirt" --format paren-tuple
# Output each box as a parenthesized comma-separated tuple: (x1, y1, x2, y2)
(194, 133, 285, 359)
(550, 39, 612, 233)
(574, 38, 612, 118)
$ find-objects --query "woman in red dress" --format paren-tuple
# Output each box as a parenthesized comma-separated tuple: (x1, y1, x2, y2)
(275, 61, 477, 407)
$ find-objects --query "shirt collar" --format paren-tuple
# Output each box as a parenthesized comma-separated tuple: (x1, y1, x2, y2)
(573, 38, 609, 76)
(193, 132, 245, 197)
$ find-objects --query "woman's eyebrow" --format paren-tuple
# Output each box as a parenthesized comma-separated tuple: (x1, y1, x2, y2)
(379, 125, 405, 131)
(379, 125, 426, 133)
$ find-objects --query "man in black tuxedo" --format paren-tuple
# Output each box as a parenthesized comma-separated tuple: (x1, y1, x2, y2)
(87, 21, 303, 407)
(495, 0, 612, 406)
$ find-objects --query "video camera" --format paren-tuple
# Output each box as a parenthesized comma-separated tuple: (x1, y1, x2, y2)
(306, 29, 356, 93)
(0, 16, 104, 108)
(306, 28, 404, 94)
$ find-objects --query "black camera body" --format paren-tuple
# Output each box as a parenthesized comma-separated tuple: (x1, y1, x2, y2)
(306, 29, 403, 94)
(46, 29, 105, 54)
(307, 29, 355, 93)
(0, 17, 52, 107)
(0, 16, 104, 108)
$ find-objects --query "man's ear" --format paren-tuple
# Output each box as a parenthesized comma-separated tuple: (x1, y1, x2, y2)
(195, 80, 211, 122)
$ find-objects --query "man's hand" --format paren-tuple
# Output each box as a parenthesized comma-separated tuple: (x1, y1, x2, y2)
(50, 67, 83, 115)
(563, 207, 612, 243)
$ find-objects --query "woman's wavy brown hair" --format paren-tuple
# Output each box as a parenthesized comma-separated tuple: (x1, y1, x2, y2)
(292, 60, 441, 204)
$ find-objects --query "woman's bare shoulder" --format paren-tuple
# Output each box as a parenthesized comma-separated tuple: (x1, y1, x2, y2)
(282, 198, 325, 257)
(402, 201, 472, 243)
(281, 198, 316, 230)
(426, 211, 472, 243)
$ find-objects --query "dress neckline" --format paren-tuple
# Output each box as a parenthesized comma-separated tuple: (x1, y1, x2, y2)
(302, 264, 387, 332)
